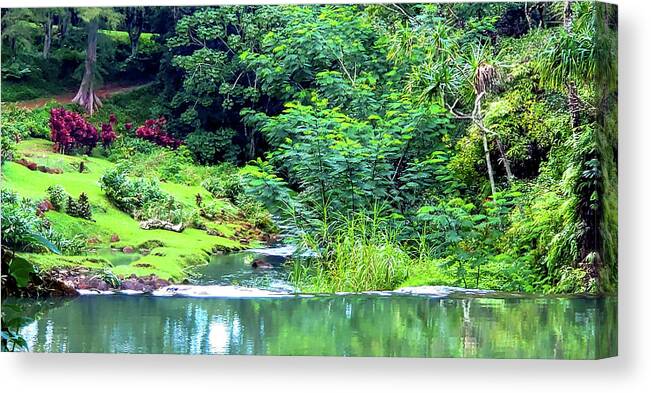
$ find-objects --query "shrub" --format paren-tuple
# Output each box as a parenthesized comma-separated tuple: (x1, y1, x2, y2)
(46, 185, 69, 211)
(157, 145, 197, 184)
(1, 192, 84, 255)
(106, 137, 163, 162)
(135, 117, 182, 149)
(239, 196, 276, 232)
(134, 196, 198, 227)
(0, 104, 55, 164)
(100, 114, 118, 149)
(1, 103, 53, 141)
(1, 130, 17, 165)
(66, 193, 93, 220)
(1, 197, 43, 252)
(201, 166, 244, 202)
(99, 167, 167, 215)
(49, 108, 99, 154)
(184, 129, 236, 164)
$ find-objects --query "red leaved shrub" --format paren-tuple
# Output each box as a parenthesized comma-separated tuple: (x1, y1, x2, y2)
(100, 113, 118, 149)
(135, 117, 181, 149)
(50, 108, 99, 154)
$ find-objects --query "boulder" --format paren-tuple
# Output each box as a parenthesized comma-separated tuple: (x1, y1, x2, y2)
(139, 219, 184, 232)
(36, 199, 54, 216)
(49, 279, 79, 297)
(110, 234, 120, 243)
(16, 158, 39, 171)
(122, 246, 135, 253)
(252, 259, 273, 269)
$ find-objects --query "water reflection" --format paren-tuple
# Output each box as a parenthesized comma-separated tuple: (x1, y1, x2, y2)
(11, 294, 617, 358)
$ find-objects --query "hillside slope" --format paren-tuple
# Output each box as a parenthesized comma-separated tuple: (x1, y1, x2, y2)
(2, 138, 253, 281)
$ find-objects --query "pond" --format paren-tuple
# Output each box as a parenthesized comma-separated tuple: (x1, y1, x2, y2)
(7, 293, 616, 358)
(5, 246, 617, 358)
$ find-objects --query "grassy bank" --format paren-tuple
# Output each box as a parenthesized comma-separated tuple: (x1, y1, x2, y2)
(2, 138, 255, 281)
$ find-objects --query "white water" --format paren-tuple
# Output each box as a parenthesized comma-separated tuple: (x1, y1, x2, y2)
(151, 285, 297, 298)
(77, 284, 492, 298)
(244, 245, 297, 257)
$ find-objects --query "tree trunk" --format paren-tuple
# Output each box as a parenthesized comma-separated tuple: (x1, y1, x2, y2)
(130, 33, 141, 57)
(563, 1, 581, 129)
(536, 3, 546, 28)
(524, 3, 532, 31)
(127, 8, 143, 57)
(481, 127, 497, 196)
(472, 93, 498, 195)
(72, 20, 102, 115)
(567, 82, 581, 129)
(59, 9, 70, 41)
(494, 136, 514, 181)
(42, 12, 52, 59)
(563, 0, 573, 33)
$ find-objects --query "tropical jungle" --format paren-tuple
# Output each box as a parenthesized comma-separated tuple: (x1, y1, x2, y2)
(0, 2, 617, 358)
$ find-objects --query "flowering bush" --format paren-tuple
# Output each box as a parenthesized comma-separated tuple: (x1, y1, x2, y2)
(100, 123, 117, 149)
(100, 113, 118, 149)
(49, 108, 99, 154)
(135, 117, 181, 149)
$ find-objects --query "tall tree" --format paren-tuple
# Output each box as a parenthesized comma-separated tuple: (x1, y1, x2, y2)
(58, 8, 71, 41)
(72, 8, 122, 114)
(124, 7, 145, 57)
(0, 9, 35, 59)
(536, 1, 596, 130)
(37, 9, 55, 59)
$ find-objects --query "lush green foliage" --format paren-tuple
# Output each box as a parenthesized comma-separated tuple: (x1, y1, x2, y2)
(1, 3, 617, 295)
(46, 185, 69, 211)
(290, 210, 413, 293)
(99, 165, 167, 215)
(1, 189, 83, 255)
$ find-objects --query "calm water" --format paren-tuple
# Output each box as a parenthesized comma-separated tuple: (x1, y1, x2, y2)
(8, 294, 617, 358)
(192, 251, 293, 292)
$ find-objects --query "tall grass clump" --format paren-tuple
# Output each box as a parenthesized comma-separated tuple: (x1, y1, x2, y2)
(290, 210, 413, 293)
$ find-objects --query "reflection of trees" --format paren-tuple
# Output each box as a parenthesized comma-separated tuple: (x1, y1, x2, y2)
(17, 295, 617, 358)
(461, 299, 478, 357)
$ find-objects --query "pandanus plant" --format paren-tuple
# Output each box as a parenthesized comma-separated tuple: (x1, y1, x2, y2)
(535, 1, 601, 130)
(448, 45, 513, 196)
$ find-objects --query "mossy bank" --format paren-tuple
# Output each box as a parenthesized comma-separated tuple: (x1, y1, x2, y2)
(2, 138, 272, 284)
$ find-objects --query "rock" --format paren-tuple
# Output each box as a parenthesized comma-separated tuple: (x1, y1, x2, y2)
(139, 219, 184, 232)
(38, 199, 54, 212)
(16, 158, 36, 170)
(87, 237, 100, 244)
(47, 167, 63, 174)
(121, 280, 146, 292)
(119, 275, 170, 292)
(87, 277, 110, 291)
(110, 234, 120, 242)
(252, 259, 273, 269)
(47, 279, 79, 297)
(122, 246, 135, 253)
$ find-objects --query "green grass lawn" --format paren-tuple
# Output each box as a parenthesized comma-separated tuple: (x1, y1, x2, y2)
(3, 138, 248, 281)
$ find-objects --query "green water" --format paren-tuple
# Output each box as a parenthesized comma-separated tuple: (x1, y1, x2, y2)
(8, 294, 616, 358)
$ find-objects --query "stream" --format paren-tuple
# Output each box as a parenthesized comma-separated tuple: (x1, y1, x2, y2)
(5, 246, 617, 358)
